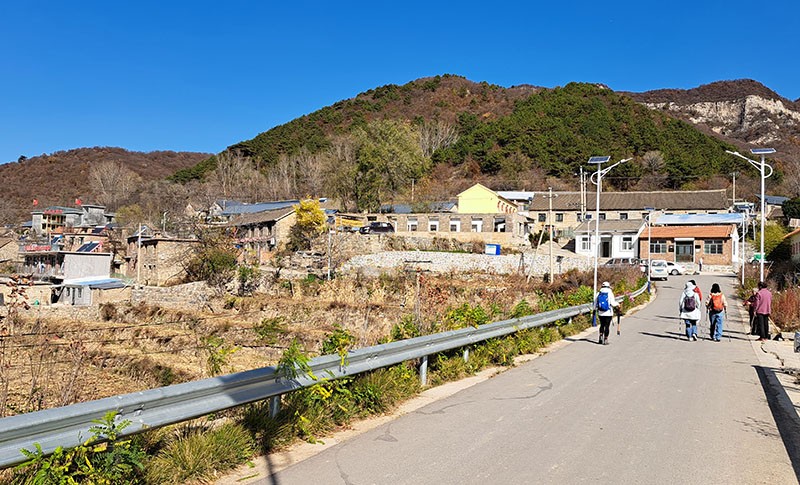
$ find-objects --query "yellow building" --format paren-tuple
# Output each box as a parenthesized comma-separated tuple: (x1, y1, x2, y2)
(456, 184, 518, 214)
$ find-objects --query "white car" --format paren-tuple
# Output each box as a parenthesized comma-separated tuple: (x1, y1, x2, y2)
(665, 261, 686, 275)
(649, 260, 669, 281)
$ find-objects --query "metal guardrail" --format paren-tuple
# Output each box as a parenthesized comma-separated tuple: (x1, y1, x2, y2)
(0, 283, 648, 468)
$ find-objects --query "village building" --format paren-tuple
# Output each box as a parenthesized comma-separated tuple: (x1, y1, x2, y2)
(228, 207, 296, 264)
(30, 204, 113, 236)
(637, 225, 739, 269)
(574, 220, 645, 259)
(126, 232, 200, 286)
(785, 227, 800, 265)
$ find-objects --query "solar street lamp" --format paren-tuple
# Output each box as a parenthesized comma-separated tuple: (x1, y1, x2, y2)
(725, 148, 775, 281)
(588, 156, 632, 303)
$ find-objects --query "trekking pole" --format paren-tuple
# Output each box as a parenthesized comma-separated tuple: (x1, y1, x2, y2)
(616, 306, 621, 335)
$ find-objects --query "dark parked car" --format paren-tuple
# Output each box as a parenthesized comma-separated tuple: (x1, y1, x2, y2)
(604, 258, 646, 271)
(359, 221, 395, 234)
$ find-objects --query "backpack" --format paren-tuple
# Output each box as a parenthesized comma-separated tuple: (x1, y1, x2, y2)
(597, 292, 610, 312)
(709, 293, 724, 312)
(683, 293, 696, 312)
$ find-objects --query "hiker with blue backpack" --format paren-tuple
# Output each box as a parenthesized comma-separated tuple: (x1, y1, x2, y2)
(595, 281, 619, 345)
(679, 281, 702, 341)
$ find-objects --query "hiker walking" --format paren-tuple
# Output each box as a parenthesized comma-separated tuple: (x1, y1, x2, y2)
(753, 281, 773, 341)
(595, 281, 619, 345)
(706, 283, 727, 342)
(679, 281, 701, 341)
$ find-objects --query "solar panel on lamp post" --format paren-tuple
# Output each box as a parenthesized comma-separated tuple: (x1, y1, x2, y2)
(587, 156, 631, 304)
(725, 148, 775, 282)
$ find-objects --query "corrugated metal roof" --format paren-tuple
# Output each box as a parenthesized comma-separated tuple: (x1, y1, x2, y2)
(648, 225, 734, 238)
(527, 190, 729, 212)
(221, 200, 299, 216)
(60, 277, 127, 289)
(654, 213, 744, 225)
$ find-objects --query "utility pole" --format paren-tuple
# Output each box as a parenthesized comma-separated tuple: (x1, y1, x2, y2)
(731, 171, 738, 205)
(542, 187, 558, 282)
(136, 223, 142, 285)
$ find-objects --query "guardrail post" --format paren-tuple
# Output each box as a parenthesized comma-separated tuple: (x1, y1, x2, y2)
(269, 395, 281, 418)
(463, 347, 469, 362)
(419, 355, 428, 386)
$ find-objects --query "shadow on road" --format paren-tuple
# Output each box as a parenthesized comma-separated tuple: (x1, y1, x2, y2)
(639, 331, 685, 341)
(754, 365, 800, 481)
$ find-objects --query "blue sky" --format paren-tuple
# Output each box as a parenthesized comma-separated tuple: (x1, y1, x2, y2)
(1, 0, 798, 163)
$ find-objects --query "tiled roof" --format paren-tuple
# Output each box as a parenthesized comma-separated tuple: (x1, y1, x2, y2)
(221, 201, 299, 216)
(230, 207, 294, 226)
(526, 189, 729, 212)
(574, 220, 645, 233)
(648, 225, 734, 238)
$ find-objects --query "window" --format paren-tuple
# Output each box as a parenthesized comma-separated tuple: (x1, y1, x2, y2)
(585, 213, 592, 220)
(407, 218, 418, 232)
(704, 239, 723, 254)
(641, 213, 649, 219)
(599, 213, 606, 220)
(429, 219, 439, 232)
(580, 237, 590, 251)
(538, 213, 546, 222)
(622, 236, 634, 251)
(450, 220, 461, 232)
(576, 212, 583, 221)
(556, 213, 564, 222)
(471, 219, 483, 232)
(493, 217, 506, 232)
(620, 213, 628, 220)
(650, 239, 667, 254)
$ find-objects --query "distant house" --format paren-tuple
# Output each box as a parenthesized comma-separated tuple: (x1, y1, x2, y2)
(30, 204, 114, 236)
(0, 237, 18, 268)
(228, 207, 296, 264)
(638, 225, 740, 268)
(456, 184, 519, 214)
(785, 227, 800, 265)
(126, 233, 200, 286)
(574, 220, 645, 259)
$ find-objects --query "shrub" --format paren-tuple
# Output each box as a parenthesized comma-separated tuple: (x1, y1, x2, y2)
(772, 288, 800, 332)
(145, 423, 254, 484)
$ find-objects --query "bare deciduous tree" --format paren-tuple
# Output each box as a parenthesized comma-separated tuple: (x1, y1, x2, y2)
(89, 161, 142, 209)
(418, 119, 459, 158)
(642, 150, 665, 174)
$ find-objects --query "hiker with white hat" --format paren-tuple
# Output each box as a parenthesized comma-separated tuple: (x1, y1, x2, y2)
(595, 281, 619, 345)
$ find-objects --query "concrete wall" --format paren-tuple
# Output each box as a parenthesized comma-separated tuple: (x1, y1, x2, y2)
(63, 253, 112, 279)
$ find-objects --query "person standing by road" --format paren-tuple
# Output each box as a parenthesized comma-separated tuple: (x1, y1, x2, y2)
(753, 281, 773, 341)
(743, 288, 758, 335)
(595, 281, 619, 345)
(679, 281, 701, 341)
(706, 283, 727, 342)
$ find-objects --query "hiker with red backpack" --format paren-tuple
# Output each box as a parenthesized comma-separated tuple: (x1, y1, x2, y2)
(706, 283, 728, 342)
(679, 281, 701, 341)
(595, 281, 619, 345)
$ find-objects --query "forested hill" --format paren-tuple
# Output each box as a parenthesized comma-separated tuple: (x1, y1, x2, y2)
(172, 76, 741, 191)
(0, 147, 209, 223)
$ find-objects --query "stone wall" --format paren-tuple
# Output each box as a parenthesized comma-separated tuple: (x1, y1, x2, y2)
(131, 281, 213, 308)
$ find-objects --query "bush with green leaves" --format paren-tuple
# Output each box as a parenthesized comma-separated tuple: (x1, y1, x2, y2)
(11, 412, 146, 484)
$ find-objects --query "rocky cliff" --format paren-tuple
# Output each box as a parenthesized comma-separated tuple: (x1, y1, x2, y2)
(629, 80, 800, 159)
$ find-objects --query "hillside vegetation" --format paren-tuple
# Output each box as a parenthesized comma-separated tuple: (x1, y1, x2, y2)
(0, 147, 209, 224)
(172, 78, 745, 203)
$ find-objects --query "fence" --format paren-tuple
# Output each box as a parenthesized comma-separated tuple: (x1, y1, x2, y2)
(0, 282, 648, 468)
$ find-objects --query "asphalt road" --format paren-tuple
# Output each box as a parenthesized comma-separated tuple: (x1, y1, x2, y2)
(268, 273, 797, 484)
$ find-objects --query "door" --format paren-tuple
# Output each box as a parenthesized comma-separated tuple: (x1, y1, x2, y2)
(601, 239, 612, 258)
(675, 241, 694, 263)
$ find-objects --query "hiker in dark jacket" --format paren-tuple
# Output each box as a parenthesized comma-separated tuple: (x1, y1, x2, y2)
(706, 283, 727, 342)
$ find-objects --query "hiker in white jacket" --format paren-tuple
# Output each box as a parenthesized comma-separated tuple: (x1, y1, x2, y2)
(679, 281, 702, 341)
(595, 281, 619, 345)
